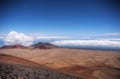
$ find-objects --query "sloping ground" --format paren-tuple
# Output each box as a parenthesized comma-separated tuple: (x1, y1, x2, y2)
(31, 42, 58, 49)
(0, 45, 28, 49)
(0, 48, 120, 79)
(0, 54, 82, 79)
(0, 54, 40, 67)
(1, 48, 119, 69)
(0, 63, 82, 79)
(59, 65, 120, 79)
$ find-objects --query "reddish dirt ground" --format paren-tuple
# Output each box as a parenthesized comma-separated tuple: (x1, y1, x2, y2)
(0, 54, 40, 67)
(0, 48, 120, 79)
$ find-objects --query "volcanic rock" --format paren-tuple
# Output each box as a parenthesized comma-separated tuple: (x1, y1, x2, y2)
(0, 45, 28, 49)
(31, 42, 58, 49)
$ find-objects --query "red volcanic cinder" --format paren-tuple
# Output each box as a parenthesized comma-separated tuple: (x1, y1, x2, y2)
(0, 45, 28, 49)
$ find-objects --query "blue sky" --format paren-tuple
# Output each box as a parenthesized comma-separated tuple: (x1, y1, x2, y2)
(0, 0, 120, 49)
(0, 0, 120, 36)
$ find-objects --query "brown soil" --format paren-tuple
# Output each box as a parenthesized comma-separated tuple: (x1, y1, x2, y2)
(0, 48, 120, 79)
(0, 54, 83, 79)
(0, 54, 39, 67)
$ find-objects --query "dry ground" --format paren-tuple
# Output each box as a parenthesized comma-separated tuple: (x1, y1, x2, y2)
(0, 48, 120, 79)
(0, 54, 82, 79)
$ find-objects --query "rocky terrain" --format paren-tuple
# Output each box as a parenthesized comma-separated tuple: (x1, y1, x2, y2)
(0, 54, 82, 79)
(31, 42, 58, 49)
(0, 43, 120, 79)
(0, 45, 28, 49)
(0, 63, 82, 79)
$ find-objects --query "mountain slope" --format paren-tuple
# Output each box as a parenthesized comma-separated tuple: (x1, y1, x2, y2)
(0, 45, 28, 49)
(31, 42, 58, 49)
(0, 54, 82, 79)
(0, 48, 120, 79)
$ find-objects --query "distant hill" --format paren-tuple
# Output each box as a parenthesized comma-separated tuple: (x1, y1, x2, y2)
(31, 42, 58, 49)
(0, 42, 58, 49)
(0, 45, 28, 49)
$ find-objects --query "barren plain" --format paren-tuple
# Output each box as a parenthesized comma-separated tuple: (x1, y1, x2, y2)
(0, 47, 120, 79)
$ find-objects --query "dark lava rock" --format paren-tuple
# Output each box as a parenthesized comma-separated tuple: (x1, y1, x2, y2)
(0, 63, 82, 79)
(31, 42, 58, 49)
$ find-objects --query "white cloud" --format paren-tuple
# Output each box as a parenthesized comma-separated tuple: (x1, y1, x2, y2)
(51, 39, 120, 48)
(0, 34, 5, 39)
(89, 33, 120, 39)
(3, 31, 34, 46)
(0, 36, 4, 39)
(1, 31, 120, 48)
(100, 33, 120, 36)
(35, 36, 69, 39)
(1, 31, 69, 46)
(101, 38, 120, 41)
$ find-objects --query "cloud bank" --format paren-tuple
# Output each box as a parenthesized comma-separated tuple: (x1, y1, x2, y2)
(35, 36, 69, 39)
(3, 31, 34, 46)
(1, 31, 120, 48)
(51, 40, 120, 48)
(1, 31, 68, 46)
